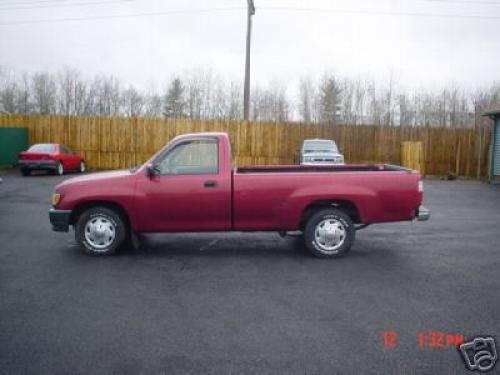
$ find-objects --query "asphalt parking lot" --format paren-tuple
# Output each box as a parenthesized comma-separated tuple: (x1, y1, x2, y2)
(0, 169, 499, 374)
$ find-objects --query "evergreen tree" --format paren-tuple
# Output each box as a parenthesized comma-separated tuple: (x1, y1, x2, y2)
(163, 78, 185, 118)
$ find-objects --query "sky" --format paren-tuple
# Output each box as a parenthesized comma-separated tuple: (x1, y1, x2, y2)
(1, 0, 500, 93)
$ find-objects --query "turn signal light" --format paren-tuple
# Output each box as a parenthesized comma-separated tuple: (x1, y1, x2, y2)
(52, 192, 61, 206)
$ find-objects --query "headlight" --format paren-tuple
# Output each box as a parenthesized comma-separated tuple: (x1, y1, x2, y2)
(52, 192, 61, 206)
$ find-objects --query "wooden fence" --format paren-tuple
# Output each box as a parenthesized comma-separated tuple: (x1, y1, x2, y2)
(401, 141, 424, 175)
(0, 114, 492, 178)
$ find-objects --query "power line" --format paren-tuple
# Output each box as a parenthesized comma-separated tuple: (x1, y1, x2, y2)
(0, 0, 69, 6)
(0, 0, 135, 11)
(426, 0, 500, 5)
(0, 6, 245, 26)
(260, 6, 500, 20)
(2, 3, 500, 26)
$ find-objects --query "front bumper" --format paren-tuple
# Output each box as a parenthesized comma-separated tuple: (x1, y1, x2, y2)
(18, 160, 57, 170)
(416, 205, 431, 221)
(49, 208, 72, 232)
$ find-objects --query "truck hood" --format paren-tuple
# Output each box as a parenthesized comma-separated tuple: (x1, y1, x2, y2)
(57, 169, 134, 188)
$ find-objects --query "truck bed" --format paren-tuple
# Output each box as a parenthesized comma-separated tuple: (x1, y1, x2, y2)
(232, 164, 421, 231)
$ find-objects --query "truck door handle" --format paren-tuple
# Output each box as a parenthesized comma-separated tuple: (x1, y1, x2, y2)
(203, 180, 218, 188)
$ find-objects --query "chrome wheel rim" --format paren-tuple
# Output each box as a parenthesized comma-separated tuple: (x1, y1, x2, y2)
(80, 162, 85, 172)
(84, 216, 116, 250)
(58, 163, 63, 175)
(314, 218, 346, 253)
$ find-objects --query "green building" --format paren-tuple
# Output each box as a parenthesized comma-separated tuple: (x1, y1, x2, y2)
(484, 110, 500, 184)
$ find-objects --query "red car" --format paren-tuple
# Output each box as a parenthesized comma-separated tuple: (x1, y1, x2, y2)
(18, 143, 86, 176)
(49, 132, 429, 257)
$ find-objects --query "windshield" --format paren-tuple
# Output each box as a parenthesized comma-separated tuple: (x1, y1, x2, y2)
(28, 144, 56, 153)
(302, 140, 338, 153)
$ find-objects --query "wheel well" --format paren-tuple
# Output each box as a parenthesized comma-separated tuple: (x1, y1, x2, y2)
(300, 200, 361, 229)
(70, 201, 131, 229)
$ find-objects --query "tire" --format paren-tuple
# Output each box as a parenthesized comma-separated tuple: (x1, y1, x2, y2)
(21, 168, 30, 176)
(79, 161, 86, 173)
(75, 207, 127, 256)
(304, 209, 355, 258)
(55, 161, 64, 176)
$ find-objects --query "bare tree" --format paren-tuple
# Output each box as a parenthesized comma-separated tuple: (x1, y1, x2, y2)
(122, 85, 144, 117)
(353, 79, 367, 125)
(185, 71, 209, 119)
(340, 79, 355, 125)
(16, 74, 32, 114)
(143, 92, 163, 118)
(399, 93, 411, 127)
(298, 77, 314, 123)
(383, 71, 397, 126)
(73, 78, 87, 116)
(57, 67, 81, 116)
(32, 72, 56, 114)
(367, 82, 382, 125)
(251, 81, 291, 122)
(472, 85, 500, 129)
(227, 81, 242, 120)
(92, 76, 121, 116)
(0, 69, 17, 113)
(0, 65, 497, 127)
(210, 77, 228, 120)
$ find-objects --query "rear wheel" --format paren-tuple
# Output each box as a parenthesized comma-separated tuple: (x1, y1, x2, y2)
(75, 207, 126, 256)
(79, 161, 86, 173)
(55, 161, 64, 176)
(304, 209, 355, 258)
(21, 168, 30, 176)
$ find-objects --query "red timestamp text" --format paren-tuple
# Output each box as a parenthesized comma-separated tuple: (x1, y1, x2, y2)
(383, 331, 465, 349)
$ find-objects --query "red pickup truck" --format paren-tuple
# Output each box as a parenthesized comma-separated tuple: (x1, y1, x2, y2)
(49, 132, 429, 258)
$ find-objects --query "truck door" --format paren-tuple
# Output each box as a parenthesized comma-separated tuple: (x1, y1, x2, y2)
(136, 137, 232, 232)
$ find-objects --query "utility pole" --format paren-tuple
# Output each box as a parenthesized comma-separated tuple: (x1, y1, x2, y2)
(243, 0, 255, 121)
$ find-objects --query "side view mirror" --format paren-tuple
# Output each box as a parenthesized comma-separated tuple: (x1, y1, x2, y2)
(146, 163, 160, 178)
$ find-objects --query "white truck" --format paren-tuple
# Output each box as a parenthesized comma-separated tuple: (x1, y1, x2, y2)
(297, 139, 345, 165)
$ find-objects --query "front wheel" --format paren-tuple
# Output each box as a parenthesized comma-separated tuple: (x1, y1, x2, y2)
(21, 168, 30, 176)
(304, 209, 355, 258)
(75, 207, 127, 255)
(79, 161, 86, 173)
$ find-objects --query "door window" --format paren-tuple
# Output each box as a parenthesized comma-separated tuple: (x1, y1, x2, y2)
(156, 139, 218, 175)
(61, 145, 73, 154)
